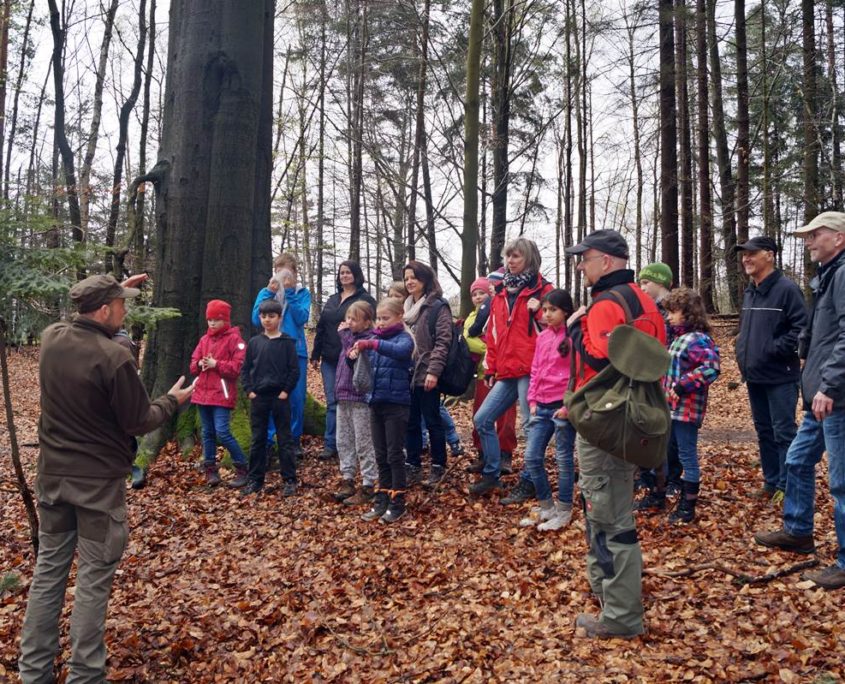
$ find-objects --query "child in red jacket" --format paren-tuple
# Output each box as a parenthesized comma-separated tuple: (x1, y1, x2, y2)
(190, 300, 248, 487)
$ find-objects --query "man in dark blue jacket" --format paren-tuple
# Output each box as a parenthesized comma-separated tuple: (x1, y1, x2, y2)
(755, 212, 845, 590)
(735, 236, 807, 502)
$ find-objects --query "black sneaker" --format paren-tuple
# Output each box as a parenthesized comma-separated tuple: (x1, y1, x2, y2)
(500, 452, 513, 475)
(362, 491, 390, 521)
(635, 490, 666, 512)
(423, 465, 446, 489)
(500, 478, 535, 505)
(282, 481, 297, 497)
(240, 480, 263, 497)
(380, 494, 406, 524)
(130, 466, 147, 490)
(406, 464, 424, 487)
(318, 446, 338, 461)
(668, 497, 696, 523)
(469, 474, 502, 496)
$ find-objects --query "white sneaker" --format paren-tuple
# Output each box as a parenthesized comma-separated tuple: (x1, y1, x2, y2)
(519, 501, 554, 527)
(538, 504, 573, 531)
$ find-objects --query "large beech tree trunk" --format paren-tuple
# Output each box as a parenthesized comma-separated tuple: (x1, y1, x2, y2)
(140, 0, 274, 453)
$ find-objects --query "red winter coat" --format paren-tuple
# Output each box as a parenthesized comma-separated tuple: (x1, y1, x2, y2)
(484, 274, 553, 380)
(190, 326, 247, 409)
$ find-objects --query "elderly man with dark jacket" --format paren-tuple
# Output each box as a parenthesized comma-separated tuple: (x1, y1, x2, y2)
(735, 235, 807, 502)
(18, 275, 194, 683)
(755, 212, 845, 591)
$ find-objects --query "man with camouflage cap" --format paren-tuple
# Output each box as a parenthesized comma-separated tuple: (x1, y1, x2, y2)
(19, 275, 195, 682)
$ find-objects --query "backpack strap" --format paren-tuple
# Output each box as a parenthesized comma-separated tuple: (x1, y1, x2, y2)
(428, 298, 450, 339)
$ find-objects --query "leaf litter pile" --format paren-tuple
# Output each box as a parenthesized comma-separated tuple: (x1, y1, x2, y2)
(1, 323, 843, 682)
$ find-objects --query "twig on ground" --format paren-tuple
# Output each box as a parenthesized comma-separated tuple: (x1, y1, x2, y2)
(645, 558, 819, 585)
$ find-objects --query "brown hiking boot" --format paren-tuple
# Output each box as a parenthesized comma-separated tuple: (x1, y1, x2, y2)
(343, 485, 375, 506)
(575, 614, 642, 640)
(801, 564, 845, 590)
(204, 464, 221, 487)
(753, 529, 816, 554)
(228, 464, 249, 489)
(333, 479, 355, 502)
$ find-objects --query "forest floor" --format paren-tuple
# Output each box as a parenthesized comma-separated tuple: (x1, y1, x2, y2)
(1, 322, 843, 683)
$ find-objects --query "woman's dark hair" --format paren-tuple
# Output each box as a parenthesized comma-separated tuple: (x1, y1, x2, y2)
(542, 289, 574, 357)
(662, 286, 712, 334)
(336, 260, 365, 291)
(403, 260, 443, 297)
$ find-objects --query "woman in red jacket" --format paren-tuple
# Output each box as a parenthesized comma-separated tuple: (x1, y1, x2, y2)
(469, 238, 552, 500)
(190, 300, 249, 488)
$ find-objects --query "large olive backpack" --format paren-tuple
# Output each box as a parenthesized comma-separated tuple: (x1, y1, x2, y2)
(564, 288, 671, 468)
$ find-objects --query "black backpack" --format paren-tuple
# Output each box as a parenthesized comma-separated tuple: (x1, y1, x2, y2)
(428, 298, 476, 397)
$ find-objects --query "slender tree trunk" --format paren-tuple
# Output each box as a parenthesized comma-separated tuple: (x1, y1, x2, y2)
(408, 0, 431, 267)
(696, 0, 714, 311)
(735, 0, 750, 305)
(0, 0, 13, 198)
(761, 0, 775, 238)
(490, 0, 513, 270)
(316, 0, 327, 313)
(659, 0, 679, 277)
(825, 0, 842, 205)
(564, 0, 573, 294)
(801, 0, 819, 284)
(3, 0, 35, 200)
(348, 0, 366, 262)
(676, 0, 693, 286)
(573, 0, 586, 301)
(626, 11, 644, 275)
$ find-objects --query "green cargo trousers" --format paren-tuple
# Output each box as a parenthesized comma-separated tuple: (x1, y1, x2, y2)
(19, 491, 128, 684)
(577, 435, 644, 635)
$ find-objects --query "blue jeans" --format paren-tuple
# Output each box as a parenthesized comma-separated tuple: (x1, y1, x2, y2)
(783, 409, 845, 568)
(747, 382, 799, 492)
(198, 405, 247, 466)
(473, 376, 530, 478)
(321, 360, 338, 451)
(523, 406, 576, 503)
(668, 420, 700, 484)
(422, 403, 460, 448)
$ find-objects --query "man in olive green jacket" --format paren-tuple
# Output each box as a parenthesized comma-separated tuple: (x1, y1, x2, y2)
(19, 275, 194, 684)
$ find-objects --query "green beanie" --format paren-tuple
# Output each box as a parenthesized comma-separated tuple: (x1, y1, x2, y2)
(638, 262, 673, 288)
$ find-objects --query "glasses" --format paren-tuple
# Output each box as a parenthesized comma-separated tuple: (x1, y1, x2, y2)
(576, 254, 605, 265)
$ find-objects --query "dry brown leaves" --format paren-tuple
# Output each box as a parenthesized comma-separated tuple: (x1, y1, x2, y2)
(1, 326, 843, 682)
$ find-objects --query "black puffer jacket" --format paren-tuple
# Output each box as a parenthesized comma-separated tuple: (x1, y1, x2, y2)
(311, 287, 376, 365)
(735, 269, 807, 385)
(800, 249, 845, 410)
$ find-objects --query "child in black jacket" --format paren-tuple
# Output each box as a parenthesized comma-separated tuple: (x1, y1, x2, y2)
(241, 299, 300, 496)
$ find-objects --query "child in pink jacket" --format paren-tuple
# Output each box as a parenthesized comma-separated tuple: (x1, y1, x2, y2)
(518, 289, 577, 531)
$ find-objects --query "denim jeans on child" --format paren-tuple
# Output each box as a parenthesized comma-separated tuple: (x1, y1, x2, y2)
(421, 402, 460, 448)
(668, 420, 700, 484)
(747, 381, 799, 492)
(320, 360, 338, 452)
(198, 405, 247, 466)
(523, 404, 576, 503)
(474, 376, 530, 478)
(783, 409, 845, 568)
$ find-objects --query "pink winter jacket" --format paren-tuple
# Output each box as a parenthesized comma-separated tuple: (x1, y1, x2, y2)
(526, 325, 571, 407)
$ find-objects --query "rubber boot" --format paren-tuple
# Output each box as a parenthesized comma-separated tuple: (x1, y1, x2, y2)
(204, 463, 221, 487)
(669, 481, 699, 523)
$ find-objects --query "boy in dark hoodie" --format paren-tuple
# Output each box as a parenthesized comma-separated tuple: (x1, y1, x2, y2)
(240, 299, 300, 496)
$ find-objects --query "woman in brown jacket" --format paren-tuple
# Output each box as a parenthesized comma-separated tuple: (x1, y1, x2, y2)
(403, 260, 453, 487)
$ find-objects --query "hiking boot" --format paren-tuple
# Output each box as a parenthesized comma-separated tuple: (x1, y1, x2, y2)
(406, 464, 424, 487)
(423, 465, 446, 489)
(754, 529, 815, 554)
(228, 464, 249, 489)
(130, 466, 147, 490)
(380, 493, 406, 524)
(665, 479, 682, 497)
(449, 441, 465, 457)
(466, 458, 484, 474)
(801, 564, 845, 590)
(204, 463, 221, 487)
(281, 480, 297, 497)
(240, 480, 263, 497)
(635, 490, 666, 512)
(500, 478, 535, 505)
(519, 500, 555, 527)
(333, 478, 356, 502)
(770, 490, 785, 506)
(575, 614, 642, 640)
(668, 496, 696, 523)
(752, 484, 776, 499)
(538, 502, 574, 531)
(318, 446, 338, 461)
(343, 485, 375, 506)
(362, 491, 390, 521)
(500, 452, 513, 475)
(469, 474, 502, 496)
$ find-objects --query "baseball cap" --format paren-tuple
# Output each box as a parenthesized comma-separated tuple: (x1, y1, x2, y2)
(565, 229, 629, 259)
(735, 236, 778, 253)
(70, 275, 140, 313)
(793, 211, 845, 236)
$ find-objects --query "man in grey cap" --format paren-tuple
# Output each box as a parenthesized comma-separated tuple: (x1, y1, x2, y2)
(19, 274, 195, 682)
(565, 230, 667, 638)
(734, 235, 807, 503)
(755, 211, 845, 590)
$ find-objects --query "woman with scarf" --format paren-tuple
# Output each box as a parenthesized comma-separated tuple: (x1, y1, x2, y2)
(469, 237, 553, 501)
(402, 260, 453, 489)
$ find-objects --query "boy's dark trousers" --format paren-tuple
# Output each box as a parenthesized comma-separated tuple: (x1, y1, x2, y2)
(248, 394, 296, 486)
(370, 402, 409, 490)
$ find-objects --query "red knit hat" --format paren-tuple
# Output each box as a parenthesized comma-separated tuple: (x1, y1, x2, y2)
(470, 277, 490, 293)
(205, 299, 231, 322)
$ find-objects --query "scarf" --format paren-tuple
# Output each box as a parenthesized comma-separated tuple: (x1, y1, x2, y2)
(207, 323, 230, 337)
(403, 295, 428, 327)
(375, 322, 405, 338)
(503, 270, 536, 293)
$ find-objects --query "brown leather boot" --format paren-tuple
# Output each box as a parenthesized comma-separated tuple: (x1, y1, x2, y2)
(204, 463, 221, 487)
(333, 479, 355, 502)
(343, 485, 375, 506)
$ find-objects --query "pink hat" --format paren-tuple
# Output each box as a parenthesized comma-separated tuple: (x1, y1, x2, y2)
(470, 277, 490, 293)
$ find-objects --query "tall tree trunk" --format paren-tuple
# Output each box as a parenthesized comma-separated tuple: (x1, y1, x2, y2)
(801, 0, 819, 284)
(316, 0, 327, 313)
(626, 11, 644, 275)
(408, 0, 431, 267)
(573, 0, 586, 301)
(761, 0, 775, 239)
(79, 0, 119, 235)
(707, 0, 739, 309)
(0, 0, 13, 198)
(3, 0, 35, 200)
(696, 0, 715, 311)
(659, 0, 679, 277)
(348, 0, 367, 262)
(46, 0, 83, 252)
(735, 0, 750, 305)
(676, 0, 693, 286)
(825, 0, 842, 205)
(564, 0, 574, 294)
(461, 0, 484, 315)
(107, 0, 148, 276)
(140, 0, 274, 456)
(489, 0, 513, 270)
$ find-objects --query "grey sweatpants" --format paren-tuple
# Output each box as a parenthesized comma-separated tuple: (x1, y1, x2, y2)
(337, 400, 378, 486)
